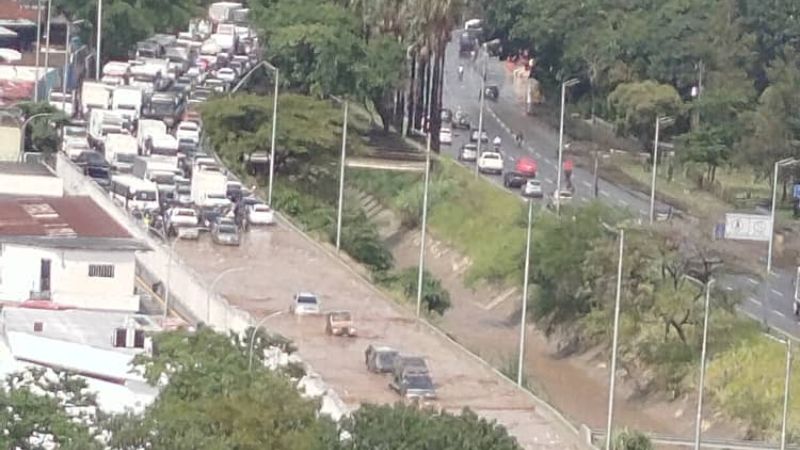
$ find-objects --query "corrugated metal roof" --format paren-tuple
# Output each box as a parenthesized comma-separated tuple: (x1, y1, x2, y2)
(0, 196, 132, 239)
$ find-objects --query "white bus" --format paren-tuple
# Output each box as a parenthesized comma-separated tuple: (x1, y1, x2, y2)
(109, 174, 159, 212)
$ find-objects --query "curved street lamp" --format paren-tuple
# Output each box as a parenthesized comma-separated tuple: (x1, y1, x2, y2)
(18, 112, 56, 162)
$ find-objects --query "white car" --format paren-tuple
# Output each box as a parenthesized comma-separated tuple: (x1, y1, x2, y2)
(439, 127, 453, 145)
(215, 68, 237, 83)
(521, 179, 543, 198)
(477, 151, 503, 174)
(247, 203, 275, 225)
(458, 143, 478, 162)
(175, 121, 201, 144)
(290, 292, 321, 315)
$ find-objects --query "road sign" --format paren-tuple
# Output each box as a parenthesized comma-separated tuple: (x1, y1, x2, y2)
(724, 213, 772, 242)
(793, 184, 800, 199)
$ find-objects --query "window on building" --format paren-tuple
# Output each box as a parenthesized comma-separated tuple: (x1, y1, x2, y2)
(88, 264, 115, 278)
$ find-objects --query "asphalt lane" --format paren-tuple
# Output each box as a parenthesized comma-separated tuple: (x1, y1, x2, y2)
(440, 36, 800, 338)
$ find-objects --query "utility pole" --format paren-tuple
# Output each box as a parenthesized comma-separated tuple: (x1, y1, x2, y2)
(593, 149, 599, 198)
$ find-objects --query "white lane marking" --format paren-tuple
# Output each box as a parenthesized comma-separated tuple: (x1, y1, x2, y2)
(582, 180, 592, 188)
(600, 191, 611, 198)
(544, 178, 554, 184)
(544, 160, 556, 167)
(771, 289, 785, 297)
(776, 311, 786, 318)
(725, 285, 734, 291)
(618, 199, 629, 206)
(749, 297, 762, 306)
(747, 278, 758, 285)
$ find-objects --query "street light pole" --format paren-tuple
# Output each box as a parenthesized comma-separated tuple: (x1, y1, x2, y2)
(335, 101, 349, 251)
(33, 0, 43, 102)
(766, 158, 798, 323)
(18, 112, 54, 161)
(693, 278, 715, 450)
(780, 339, 792, 450)
(475, 50, 487, 177)
(604, 228, 625, 450)
(556, 78, 579, 215)
(517, 199, 533, 386)
(267, 66, 279, 206)
(649, 116, 673, 224)
(95, 0, 102, 79)
(415, 66, 434, 320)
(206, 266, 246, 325)
(43, 0, 52, 71)
(248, 311, 282, 371)
(62, 20, 84, 112)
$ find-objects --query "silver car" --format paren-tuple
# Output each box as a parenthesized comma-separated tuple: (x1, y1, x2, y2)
(290, 292, 321, 315)
(458, 143, 478, 162)
(521, 179, 543, 198)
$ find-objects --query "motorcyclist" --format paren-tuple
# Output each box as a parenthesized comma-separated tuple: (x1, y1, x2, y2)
(492, 135, 502, 150)
(514, 131, 524, 147)
(458, 65, 464, 81)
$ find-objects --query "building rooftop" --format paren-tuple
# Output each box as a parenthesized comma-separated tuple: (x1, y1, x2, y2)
(1, 307, 161, 352)
(0, 161, 52, 176)
(0, 196, 148, 250)
(0, 1, 39, 22)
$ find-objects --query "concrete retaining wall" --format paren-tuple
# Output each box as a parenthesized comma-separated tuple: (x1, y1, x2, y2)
(51, 153, 252, 333)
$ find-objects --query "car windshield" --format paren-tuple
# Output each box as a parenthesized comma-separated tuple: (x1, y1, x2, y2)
(405, 375, 434, 390)
(483, 154, 500, 160)
(401, 357, 427, 371)
(253, 205, 271, 212)
(218, 225, 237, 233)
(64, 127, 87, 138)
(116, 153, 136, 163)
(527, 180, 541, 187)
(175, 210, 195, 217)
(330, 312, 351, 322)
(178, 186, 191, 194)
(379, 352, 398, 366)
(86, 167, 109, 178)
(150, 101, 175, 115)
(297, 295, 318, 305)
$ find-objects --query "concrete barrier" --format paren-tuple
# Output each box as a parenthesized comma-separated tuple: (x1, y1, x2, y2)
(50, 153, 252, 334)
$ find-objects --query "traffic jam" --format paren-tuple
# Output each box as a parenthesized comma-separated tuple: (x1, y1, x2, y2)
(55, 2, 275, 247)
(55, 2, 440, 405)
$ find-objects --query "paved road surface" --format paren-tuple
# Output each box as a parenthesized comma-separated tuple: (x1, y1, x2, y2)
(171, 225, 584, 449)
(441, 33, 800, 338)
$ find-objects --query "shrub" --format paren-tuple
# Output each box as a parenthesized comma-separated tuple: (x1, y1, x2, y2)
(395, 266, 451, 315)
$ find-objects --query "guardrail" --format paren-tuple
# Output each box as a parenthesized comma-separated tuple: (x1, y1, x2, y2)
(590, 429, 799, 449)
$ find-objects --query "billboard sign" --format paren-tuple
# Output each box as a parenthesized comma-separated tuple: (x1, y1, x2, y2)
(724, 213, 771, 242)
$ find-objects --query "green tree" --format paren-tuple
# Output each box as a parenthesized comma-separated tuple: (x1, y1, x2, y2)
(333, 404, 522, 450)
(111, 327, 334, 450)
(613, 429, 654, 450)
(0, 369, 102, 450)
(607, 81, 683, 145)
(17, 102, 69, 154)
(355, 35, 406, 131)
(397, 266, 451, 315)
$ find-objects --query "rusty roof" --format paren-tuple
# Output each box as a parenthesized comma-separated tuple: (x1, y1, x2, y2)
(0, 1, 39, 22)
(0, 196, 130, 238)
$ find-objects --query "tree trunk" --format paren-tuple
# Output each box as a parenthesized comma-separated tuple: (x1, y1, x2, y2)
(406, 53, 417, 137)
(430, 46, 445, 153)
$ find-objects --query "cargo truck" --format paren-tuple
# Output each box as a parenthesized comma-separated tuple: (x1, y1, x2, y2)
(137, 119, 167, 155)
(191, 165, 229, 208)
(112, 86, 143, 122)
(133, 155, 181, 203)
(105, 134, 138, 172)
(81, 81, 112, 116)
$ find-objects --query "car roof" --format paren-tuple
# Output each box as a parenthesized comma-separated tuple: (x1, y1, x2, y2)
(296, 291, 317, 298)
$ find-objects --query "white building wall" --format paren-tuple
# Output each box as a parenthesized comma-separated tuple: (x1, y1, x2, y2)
(0, 174, 64, 197)
(0, 244, 139, 311)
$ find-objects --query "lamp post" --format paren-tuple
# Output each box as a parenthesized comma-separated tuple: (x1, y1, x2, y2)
(335, 100, 349, 251)
(604, 228, 625, 450)
(684, 275, 715, 450)
(779, 339, 792, 450)
(248, 311, 282, 371)
(556, 78, 579, 215)
(18, 112, 55, 161)
(95, 0, 102, 79)
(62, 19, 85, 112)
(516, 199, 534, 386)
(763, 158, 800, 325)
(415, 62, 435, 320)
(33, 0, 43, 101)
(265, 63, 279, 206)
(649, 116, 674, 224)
(206, 266, 247, 325)
(475, 45, 487, 177)
(43, 0, 52, 71)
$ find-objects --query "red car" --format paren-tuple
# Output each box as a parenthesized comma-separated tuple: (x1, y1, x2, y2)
(515, 157, 537, 177)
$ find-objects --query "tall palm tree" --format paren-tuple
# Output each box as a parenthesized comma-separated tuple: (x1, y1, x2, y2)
(409, 0, 463, 151)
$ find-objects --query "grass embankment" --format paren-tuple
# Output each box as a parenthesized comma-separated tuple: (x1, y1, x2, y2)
(350, 158, 526, 286)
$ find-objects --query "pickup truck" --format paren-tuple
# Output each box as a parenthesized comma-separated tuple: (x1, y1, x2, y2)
(166, 207, 200, 239)
(477, 151, 503, 175)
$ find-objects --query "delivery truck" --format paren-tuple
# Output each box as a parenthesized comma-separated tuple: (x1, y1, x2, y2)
(81, 81, 112, 116)
(191, 165, 229, 208)
(105, 134, 138, 172)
